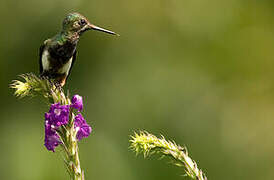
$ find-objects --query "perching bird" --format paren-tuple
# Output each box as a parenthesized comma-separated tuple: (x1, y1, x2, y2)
(39, 12, 118, 86)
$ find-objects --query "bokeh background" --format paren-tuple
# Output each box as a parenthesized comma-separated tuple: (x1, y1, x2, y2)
(1, 0, 274, 179)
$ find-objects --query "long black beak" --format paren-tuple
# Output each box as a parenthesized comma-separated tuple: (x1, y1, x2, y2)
(89, 23, 119, 36)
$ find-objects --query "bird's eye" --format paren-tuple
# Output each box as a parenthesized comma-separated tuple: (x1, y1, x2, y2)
(79, 19, 86, 26)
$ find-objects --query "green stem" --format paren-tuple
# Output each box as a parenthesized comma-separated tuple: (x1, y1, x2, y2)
(130, 131, 207, 180)
(10, 74, 85, 180)
(61, 125, 84, 180)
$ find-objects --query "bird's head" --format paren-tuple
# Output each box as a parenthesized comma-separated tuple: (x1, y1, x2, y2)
(62, 12, 118, 36)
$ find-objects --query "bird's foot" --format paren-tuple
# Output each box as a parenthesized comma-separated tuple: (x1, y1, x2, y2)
(54, 82, 63, 91)
(44, 78, 61, 91)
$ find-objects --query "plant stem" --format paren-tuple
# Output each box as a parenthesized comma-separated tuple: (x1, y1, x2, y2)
(130, 131, 207, 180)
(10, 74, 86, 180)
(61, 117, 84, 180)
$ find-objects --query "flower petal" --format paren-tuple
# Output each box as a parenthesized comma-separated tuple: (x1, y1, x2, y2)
(71, 94, 83, 111)
(74, 113, 92, 141)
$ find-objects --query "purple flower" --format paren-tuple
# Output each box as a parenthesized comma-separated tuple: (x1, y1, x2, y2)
(44, 120, 61, 152)
(44, 103, 69, 151)
(47, 103, 70, 127)
(43, 98, 91, 152)
(71, 95, 83, 112)
(74, 113, 92, 141)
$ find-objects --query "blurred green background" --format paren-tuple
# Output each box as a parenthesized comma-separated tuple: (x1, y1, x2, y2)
(1, 0, 274, 179)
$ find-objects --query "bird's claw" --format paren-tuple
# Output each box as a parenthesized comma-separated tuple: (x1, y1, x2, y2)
(54, 82, 63, 91)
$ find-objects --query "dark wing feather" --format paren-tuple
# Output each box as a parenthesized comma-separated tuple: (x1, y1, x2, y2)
(66, 50, 77, 80)
(39, 43, 46, 75)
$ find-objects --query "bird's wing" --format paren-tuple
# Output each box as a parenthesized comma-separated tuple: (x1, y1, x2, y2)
(39, 42, 46, 74)
(67, 50, 77, 80)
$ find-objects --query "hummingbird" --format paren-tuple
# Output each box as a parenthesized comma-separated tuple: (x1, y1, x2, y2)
(39, 12, 118, 86)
